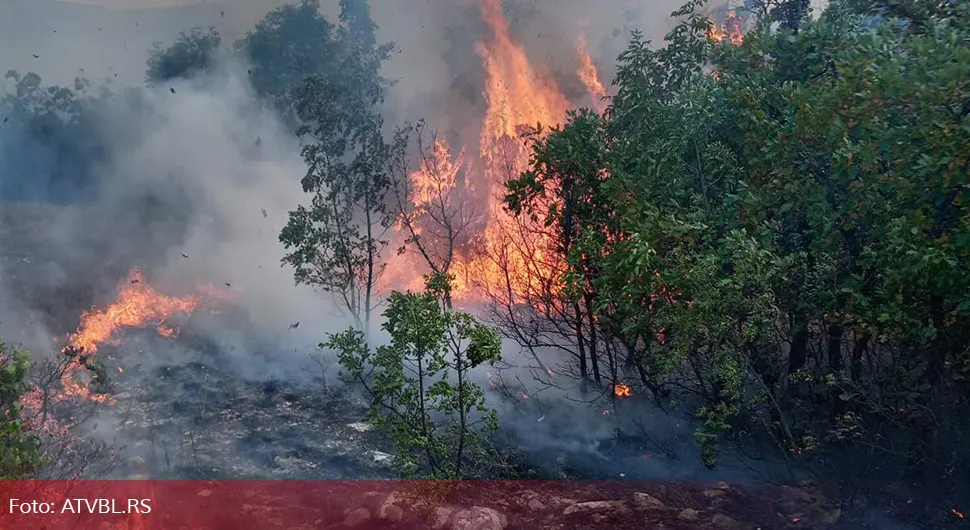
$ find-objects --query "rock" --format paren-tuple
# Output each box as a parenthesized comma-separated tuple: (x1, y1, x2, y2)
(364, 450, 394, 467)
(778, 485, 842, 526)
(704, 489, 728, 501)
(430, 507, 454, 530)
(547, 496, 577, 508)
(348, 422, 374, 432)
(379, 492, 404, 522)
(342, 508, 371, 527)
(713, 481, 731, 491)
(678, 508, 700, 522)
(451, 506, 507, 530)
(527, 498, 547, 511)
(563, 500, 631, 516)
(632, 492, 666, 511)
(382, 505, 404, 522)
(712, 513, 740, 528)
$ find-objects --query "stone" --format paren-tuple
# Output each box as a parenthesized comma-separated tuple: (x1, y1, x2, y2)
(563, 500, 631, 516)
(527, 498, 547, 512)
(347, 422, 374, 432)
(365, 450, 394, 466)
(342, 508, 371, 527)
(632, 492, 666, 511)
(430, 507, 454, 530)
(379, 492, 404, 522)
(712, 513, 740, 529)
(451, 506, 507, 530)
(678, 508, 700, 522)
(704, 489, 728, 502)
(382, 505, 404, 522)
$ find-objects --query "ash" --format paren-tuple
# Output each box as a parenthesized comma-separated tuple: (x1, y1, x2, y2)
(94, 328, 395, 480)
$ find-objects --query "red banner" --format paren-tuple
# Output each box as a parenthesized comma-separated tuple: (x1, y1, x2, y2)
(0, 480, 794, 529)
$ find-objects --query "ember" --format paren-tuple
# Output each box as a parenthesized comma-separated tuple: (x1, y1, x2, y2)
(613, 383, 632, 398)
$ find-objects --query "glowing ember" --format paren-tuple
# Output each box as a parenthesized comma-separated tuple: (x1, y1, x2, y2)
(708, 12, 744, 45)
(613, 383, 632, 398)
(954, 508, 966, 519)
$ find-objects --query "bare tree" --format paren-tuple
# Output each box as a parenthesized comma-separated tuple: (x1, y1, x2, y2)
(388, 120, 475, 309)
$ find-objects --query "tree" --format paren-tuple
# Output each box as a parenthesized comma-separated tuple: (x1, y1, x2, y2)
(387, 121, 475, 310)
(513, 0, 970, 504)
(328, 275, 502, 479)
(0, 71, 107, 203)
(234, 0, 342, 110)
(0, 340, 47, 479)
(146, 26, 222, 84)
(279, 0, 396, 331)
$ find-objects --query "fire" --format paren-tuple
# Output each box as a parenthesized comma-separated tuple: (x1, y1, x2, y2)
(68, 269, 199, 353)
(410, 139, 465, 209)
(708, 12, 744, 45)
(954, 508, 966, 519)
(613, 383, 632, 398)
(576, 31, 608, 114)
(60, 268, 222, 402)
(385, 0, 609, 304)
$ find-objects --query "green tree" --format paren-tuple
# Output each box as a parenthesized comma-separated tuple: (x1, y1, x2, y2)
(146, 26, 222, 84)
(328, 274, 502, 479)
(0, 340, 46, 479)
(278, 0, 396, 331)
(234, 0, 342, 109)
(513, 0, 970, 497)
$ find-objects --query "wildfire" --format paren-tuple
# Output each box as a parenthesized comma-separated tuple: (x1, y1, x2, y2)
(576, 31, 608, 114)
(613, 383, 632, 398)
(384, 0, 609, 304)
(60, 268, 223, 402)
(708, 12, 744, 45)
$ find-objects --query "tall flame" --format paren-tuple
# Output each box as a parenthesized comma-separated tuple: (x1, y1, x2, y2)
(576, 32, 608, 114)
(388, 0, 609, 304)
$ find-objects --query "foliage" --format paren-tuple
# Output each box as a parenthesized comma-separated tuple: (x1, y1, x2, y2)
(511, 0, 970, 499)
(328, 277, 502, 479)
(0, 71, 109, 203)
(278, 0, 396, 330)
(235, 0, 343, 110)
(0, 340, 47, 479)
(146, 26, 222, 84)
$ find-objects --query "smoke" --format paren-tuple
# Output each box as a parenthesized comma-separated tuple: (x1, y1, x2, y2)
(0, 0, 710, 480)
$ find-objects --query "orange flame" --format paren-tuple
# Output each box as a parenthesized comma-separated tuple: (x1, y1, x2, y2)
(576, 32, 608, 114)
(60, 268, 224, 403)
(708, 12, 744, 45)
(68, 269, 199, 354)
(385, 0, 609, 305)
(613, 383, 632, 398)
